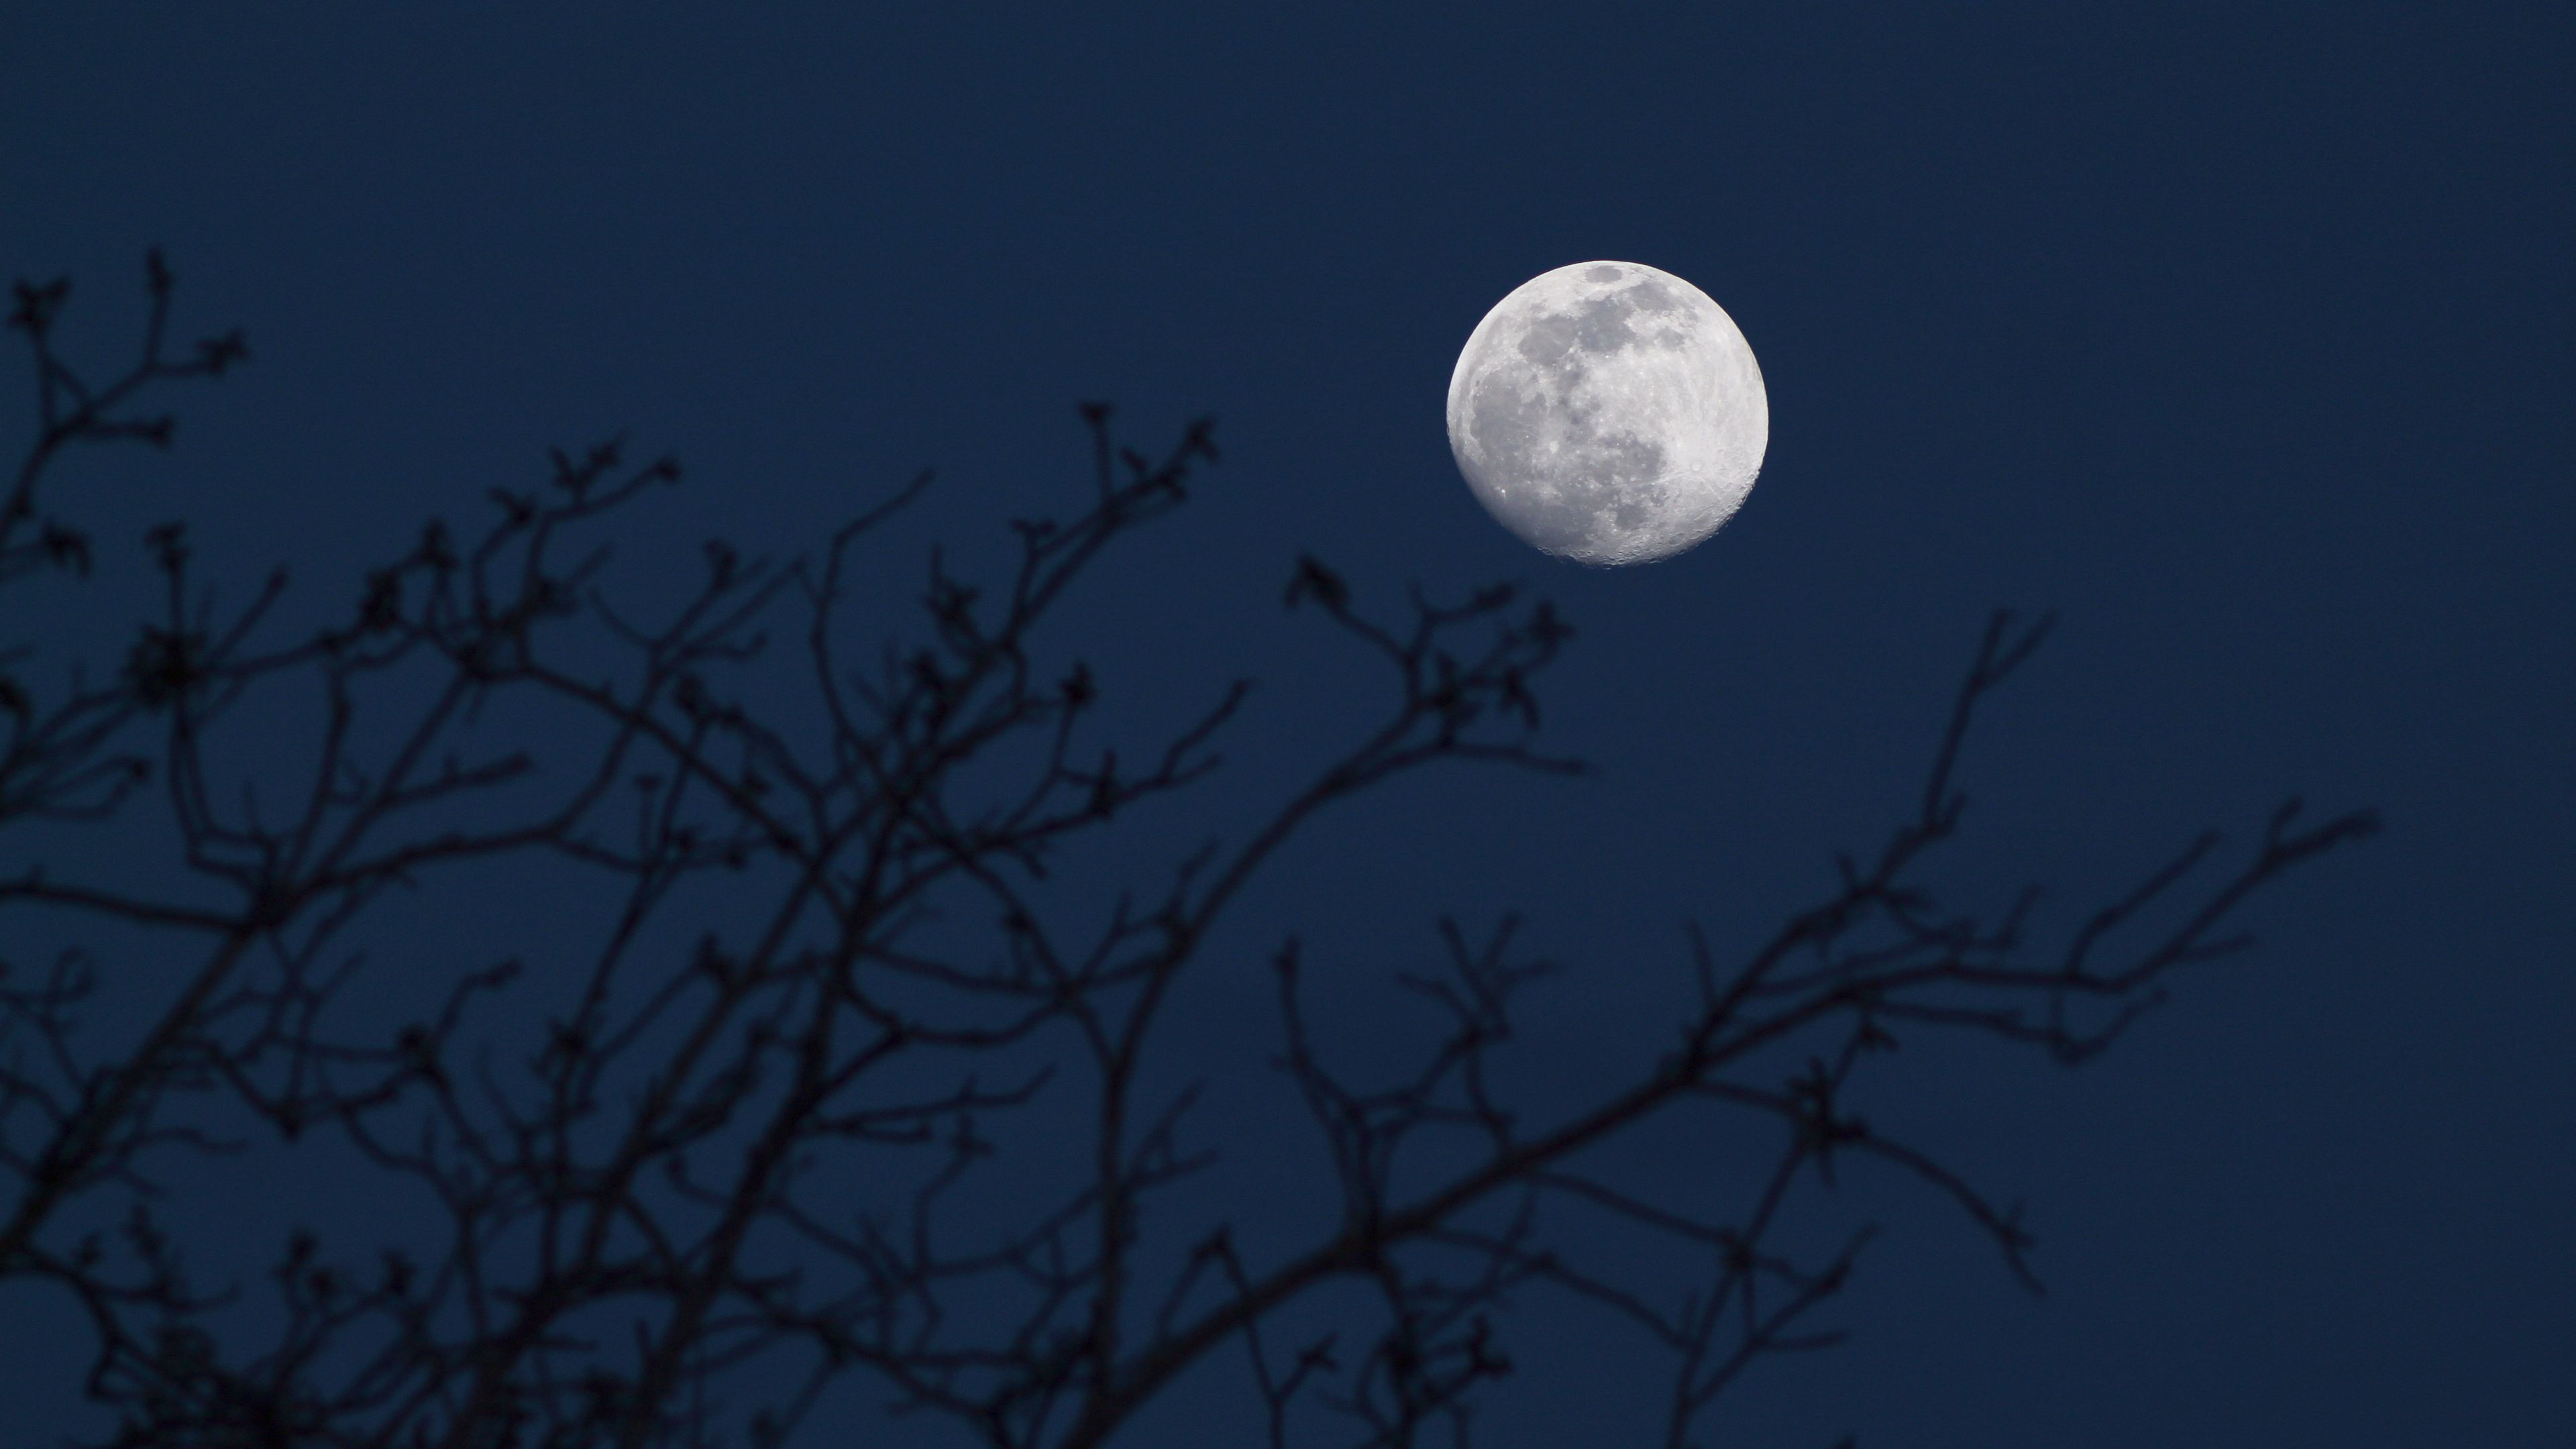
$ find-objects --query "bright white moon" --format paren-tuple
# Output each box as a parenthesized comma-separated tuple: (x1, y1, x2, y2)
(1446, 261, 1768, 566)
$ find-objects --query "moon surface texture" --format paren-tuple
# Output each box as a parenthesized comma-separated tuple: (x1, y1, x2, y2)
(1446, 261, 1768, 566)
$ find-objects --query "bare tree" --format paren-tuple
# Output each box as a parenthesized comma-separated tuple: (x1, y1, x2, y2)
(1, 257, 2377, 1449)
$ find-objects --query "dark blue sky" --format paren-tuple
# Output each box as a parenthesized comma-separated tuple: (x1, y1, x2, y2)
(4, 4, 2569, 1445)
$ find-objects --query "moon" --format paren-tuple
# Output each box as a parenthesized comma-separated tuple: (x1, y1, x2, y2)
(1446, 261, 1768, 566)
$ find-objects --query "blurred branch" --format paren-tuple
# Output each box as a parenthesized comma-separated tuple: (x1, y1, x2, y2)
(0, 261, 2375, 1449)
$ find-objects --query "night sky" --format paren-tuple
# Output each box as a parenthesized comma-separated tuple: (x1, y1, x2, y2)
(4, 5, 2569, 1445)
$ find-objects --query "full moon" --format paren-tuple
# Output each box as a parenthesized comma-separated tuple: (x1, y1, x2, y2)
(1446, 261, 1768, 566)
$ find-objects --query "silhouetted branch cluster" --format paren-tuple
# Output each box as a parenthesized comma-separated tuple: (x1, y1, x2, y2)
(0, 258, 2377, 1449)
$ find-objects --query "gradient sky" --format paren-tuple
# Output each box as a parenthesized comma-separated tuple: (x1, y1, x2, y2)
(3, 5, 2569, 1445)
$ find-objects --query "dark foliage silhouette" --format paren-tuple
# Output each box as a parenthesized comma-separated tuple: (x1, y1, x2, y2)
(0, 258, 2377, 1448)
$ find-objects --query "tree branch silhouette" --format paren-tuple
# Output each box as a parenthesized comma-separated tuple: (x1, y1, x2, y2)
(0, 258, 2377, 1449)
